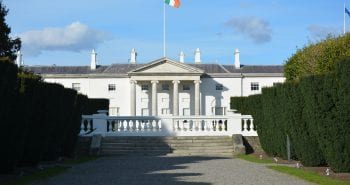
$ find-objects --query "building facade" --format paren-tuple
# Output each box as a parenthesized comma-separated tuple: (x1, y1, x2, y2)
(26, 49, 285, 116)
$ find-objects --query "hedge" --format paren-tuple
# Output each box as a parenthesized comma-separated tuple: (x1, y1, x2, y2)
(0, 61, 109, 173)
(231, 59, 350, 172)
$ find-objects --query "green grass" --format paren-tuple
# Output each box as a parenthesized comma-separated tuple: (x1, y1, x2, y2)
(238, 154, 274, 164)
(0, 166, 69, 185)
(0, 156, 98, 185)
(268, 166, 350, 185)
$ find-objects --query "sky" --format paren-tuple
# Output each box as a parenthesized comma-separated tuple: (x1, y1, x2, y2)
(4, 0, 350, 66)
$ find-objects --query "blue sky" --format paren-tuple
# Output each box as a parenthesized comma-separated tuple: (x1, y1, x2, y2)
(4, 0, 350, 66)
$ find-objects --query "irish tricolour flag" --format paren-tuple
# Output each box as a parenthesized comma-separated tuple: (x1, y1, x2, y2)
(165, 0, 180, 8)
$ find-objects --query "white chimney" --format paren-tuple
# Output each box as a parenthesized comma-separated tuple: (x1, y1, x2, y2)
(16, 50, 22, 67)
(179, 51, 185, 63)
(130, 48, 137, 64)
(234, 49, 240, 69)
(194, 48, 201, 64)
(90, 49, 97, 70)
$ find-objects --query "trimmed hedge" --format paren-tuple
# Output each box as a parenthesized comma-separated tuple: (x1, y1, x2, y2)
(0, 61, 108, 173)
(231, 59, 350, 172)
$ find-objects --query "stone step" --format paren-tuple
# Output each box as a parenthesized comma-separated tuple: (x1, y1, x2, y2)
(102, 137, 232, 143)
(171, 146, 233, 150)
(101, 146, 171, 150)
(172, 149, 234, 154)
(166, 152, 234, 158)
(101, 150, 171, 156)
(101, 139, 232, 144)
(169, 142, 232, 147)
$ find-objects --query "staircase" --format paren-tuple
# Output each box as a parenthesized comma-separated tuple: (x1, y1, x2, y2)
(100, 136, 234, 157)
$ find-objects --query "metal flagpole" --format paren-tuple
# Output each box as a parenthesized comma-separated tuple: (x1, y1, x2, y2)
(344, 3, 346, 34)
(163, 2, 166, 57)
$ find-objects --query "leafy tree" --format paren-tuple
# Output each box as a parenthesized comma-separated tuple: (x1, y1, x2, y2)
(284, 34, 350, 81)
(0, 1, 21, 61)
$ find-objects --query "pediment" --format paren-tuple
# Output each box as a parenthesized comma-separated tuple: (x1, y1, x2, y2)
(129, 57, 204, 75)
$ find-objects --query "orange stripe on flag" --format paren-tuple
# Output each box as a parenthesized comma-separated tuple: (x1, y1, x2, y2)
(174, 0, 180, 8)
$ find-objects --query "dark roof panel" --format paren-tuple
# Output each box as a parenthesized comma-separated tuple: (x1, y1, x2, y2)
(25, 63, 284, 75)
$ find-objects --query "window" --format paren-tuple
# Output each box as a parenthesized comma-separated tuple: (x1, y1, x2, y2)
(162, 108, 170, 115)
(162, 84, 170, 91)
(109, 107, 120, 116)
(251, 82, 259, 91)
(72, 83, 80, 91)
(142, 108, 149, 116)
(162, 98, 169, 103)
(183, 84, 190, 91)
(108, 84, 116, 91)
(216, 84, 223, 90)
(141, 84, 149, 91)
(183, 108, 190, 116)
(212, 107, 226, 115)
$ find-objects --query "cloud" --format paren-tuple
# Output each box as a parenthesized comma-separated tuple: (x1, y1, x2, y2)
(19, 22, 112, 56)
(225, 17, 272, 44)
(307, 25, 341, 40)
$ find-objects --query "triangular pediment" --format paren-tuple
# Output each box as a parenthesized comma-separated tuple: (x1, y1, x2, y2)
(129, 57, 204, 75)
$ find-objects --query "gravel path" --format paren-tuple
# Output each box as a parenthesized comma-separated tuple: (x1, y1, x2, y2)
(35, 156, 313, 185)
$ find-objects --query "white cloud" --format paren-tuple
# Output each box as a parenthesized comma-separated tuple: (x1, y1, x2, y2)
(19, 22, 112, 56)
(307, 25, 341, 40)
(225, 17, 272, 44)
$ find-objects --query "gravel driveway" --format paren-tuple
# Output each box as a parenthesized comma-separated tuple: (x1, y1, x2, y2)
(35, 156, 313, 185)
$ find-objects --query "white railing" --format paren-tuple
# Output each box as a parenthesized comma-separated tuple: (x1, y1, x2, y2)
(80, 112, 257, 137)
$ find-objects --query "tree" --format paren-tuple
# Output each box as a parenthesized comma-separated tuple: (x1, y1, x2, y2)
(284, 34, 350, 81)
(0, 1, 21, 61)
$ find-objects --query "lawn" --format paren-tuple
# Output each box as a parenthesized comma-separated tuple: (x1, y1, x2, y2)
(268, 166, 350, 185)
(0, 156, 97, 185)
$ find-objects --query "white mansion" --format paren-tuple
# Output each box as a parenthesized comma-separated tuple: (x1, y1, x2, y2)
(25, 49, 285, 117)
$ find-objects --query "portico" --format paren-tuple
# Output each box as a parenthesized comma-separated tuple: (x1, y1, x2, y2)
(128, 58, 204, 116)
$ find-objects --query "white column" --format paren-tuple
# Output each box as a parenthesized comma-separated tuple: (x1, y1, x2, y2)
(172, 80, 180, 116)
(130, 80, 137, 116)
(151, 80, 159, 116)
(194, 80, 201, 116)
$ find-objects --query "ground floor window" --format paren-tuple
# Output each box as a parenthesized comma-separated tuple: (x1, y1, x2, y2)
(212, 107, 226, 115)
(161, 108, 170, 115)
(142, 108, 149, 116)
(109, 107, 120, 116)
(183, 108, 190, 116)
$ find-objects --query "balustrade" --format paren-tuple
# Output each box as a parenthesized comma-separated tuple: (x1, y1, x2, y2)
(80, 114, 258, 137)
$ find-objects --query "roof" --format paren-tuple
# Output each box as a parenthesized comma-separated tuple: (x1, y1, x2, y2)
(26, 64, 283, 74)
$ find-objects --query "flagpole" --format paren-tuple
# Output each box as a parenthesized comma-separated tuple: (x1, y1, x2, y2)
(344, 3, 346, 34)
(163, 2, 166, 57)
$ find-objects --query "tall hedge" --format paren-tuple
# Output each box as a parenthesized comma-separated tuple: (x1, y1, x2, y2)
(0, 61, 109, 173)
(231, 59, 350, 172)
(0, 59, 22, 173)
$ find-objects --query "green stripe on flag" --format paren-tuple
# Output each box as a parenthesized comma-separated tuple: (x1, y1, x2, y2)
(165, 0, 170, 5)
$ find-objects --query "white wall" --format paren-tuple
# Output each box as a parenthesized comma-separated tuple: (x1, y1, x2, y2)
(44, 75, 285, 116)
(242, 77, 285, 96)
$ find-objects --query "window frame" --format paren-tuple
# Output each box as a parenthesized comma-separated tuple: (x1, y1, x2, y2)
(72, 83, 81, 92)
(251, 82, 260, 91)
(108, 84, 116, 92)
(215, 84, 223, 91)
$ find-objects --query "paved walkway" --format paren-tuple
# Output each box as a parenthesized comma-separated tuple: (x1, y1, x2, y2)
(35, 156, 313, 185)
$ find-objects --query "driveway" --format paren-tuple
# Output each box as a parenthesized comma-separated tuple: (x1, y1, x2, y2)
(35, 156, 313, 185)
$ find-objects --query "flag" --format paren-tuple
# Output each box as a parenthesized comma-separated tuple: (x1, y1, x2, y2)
(346, 7, 350, 17)
(165, 0, 180, 8)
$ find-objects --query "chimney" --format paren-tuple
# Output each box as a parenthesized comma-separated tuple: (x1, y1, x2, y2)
(90, 49, 97, 70)
(179, 51, 185, 63)
(16, 50, 22, 67)
(130, 48, 137, 64)
(194, 48, 201, 64)
(234, 49, 240, 69)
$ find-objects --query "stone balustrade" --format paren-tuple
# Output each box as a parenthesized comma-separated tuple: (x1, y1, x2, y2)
(80, 113, 258, 137)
